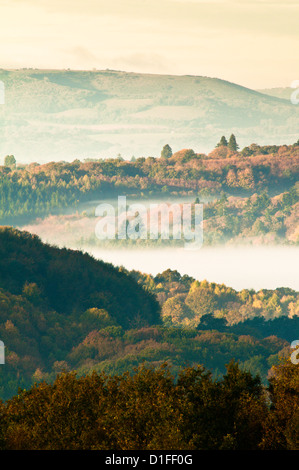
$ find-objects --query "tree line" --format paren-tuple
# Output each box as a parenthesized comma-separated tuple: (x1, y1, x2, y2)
(1, 141, 298, 224)
(0, 360, 298, 450)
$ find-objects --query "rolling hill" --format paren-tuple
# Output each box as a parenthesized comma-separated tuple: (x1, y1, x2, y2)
(257, 87, 296, 101)
(0, 226, 160, 328)
(0, 69, 298, 163)
(0, 226, 297, 400)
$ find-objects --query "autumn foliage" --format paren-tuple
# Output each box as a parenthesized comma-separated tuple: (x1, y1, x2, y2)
(0, 228, 297, 401)
(1, 142, 298, 224)
(0, 360, 297, 450)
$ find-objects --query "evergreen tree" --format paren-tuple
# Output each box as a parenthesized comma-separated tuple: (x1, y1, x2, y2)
(216, 136, 228, 147)
(161, 144, 173, 159)
(228, 134, 239, 151)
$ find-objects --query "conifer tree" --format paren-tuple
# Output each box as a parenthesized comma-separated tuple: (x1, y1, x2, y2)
(216, 136, 228, 147)
(228, 134, 239, 151)
(161, 144, 173, 159)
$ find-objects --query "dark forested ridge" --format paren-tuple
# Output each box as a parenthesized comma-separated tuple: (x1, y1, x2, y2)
(0, 227, 161, 397)
(0, 227, 160, 326)
(0, 227, 297, 401)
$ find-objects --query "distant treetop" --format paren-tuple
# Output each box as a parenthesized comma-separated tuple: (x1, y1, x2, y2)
(228, 134, 239, 151)
(216, 135, 239, 151)
(4, 155, 16, 168)
(161, 144, 173, 159)
(216, 136, 228, 148)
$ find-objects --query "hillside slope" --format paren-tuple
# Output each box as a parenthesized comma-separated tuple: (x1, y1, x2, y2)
(0, 227, 160, 328)
(257, 87, 294, 101)
(1, 69, 298, 162)
(0, 228, 297, 400)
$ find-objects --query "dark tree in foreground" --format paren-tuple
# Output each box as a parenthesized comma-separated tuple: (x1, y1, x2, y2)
(1, 360, 297, 450)
(260, 360, 299, 450)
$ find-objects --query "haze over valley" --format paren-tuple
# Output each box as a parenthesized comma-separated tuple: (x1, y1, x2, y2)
(1, 69, 298, 163)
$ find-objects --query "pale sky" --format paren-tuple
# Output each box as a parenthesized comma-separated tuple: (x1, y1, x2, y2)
(0, 0, 298, 88)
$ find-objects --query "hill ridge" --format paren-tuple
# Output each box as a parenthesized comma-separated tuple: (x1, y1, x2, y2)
(1, 69, 298, 163)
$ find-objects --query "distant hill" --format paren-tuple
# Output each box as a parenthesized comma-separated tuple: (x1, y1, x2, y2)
(0, 69, 299, 163)
(257, 87, 294, 101)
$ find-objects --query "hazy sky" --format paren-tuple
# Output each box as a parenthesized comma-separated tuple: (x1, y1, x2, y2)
(0, 0, 298, 88)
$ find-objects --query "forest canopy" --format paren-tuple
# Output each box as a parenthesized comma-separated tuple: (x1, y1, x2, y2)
(0, 142, 298, 226)
(0, 360, 298, 450)
(0, 228, 297, 401)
